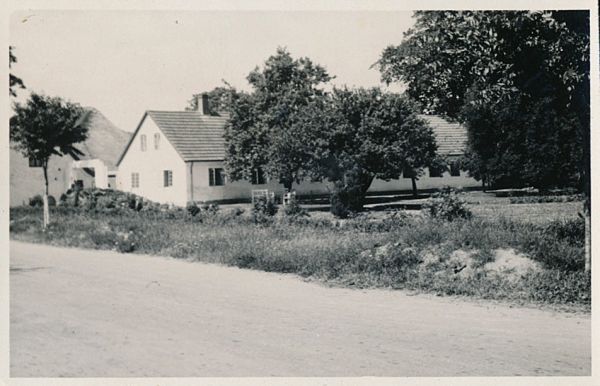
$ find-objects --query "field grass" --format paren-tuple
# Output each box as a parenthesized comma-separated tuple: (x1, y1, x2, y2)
(9, 196, 589, 311)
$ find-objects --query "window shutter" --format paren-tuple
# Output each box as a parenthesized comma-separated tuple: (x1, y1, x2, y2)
(209, 168, 215, 186)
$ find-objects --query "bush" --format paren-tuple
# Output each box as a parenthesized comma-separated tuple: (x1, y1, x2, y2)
(423, 187, 472, 221)
(330, 186, 365, 219)
(283, 198, 308, 218)
(29, 195, 43, 207)
(28, 194, 56, 207)
(252, 197, 278, 224)
(186, 202, 201, 216)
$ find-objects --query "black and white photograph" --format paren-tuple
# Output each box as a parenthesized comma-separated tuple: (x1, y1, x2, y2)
(3, 0, 598, 383)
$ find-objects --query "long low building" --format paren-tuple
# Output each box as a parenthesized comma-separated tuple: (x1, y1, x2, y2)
(115, 95, 480, 206)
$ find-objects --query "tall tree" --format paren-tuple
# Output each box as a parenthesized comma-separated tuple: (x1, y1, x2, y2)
(377, 11, 589, 191)
(378, 10, 590, 269)
(312, 87, 438, 213)
(10, 93, 90, 228)
(9, 46, 26, 97)
(224, 47, 332, 191)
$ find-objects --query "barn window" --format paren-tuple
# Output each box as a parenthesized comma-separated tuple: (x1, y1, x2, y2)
(154, 133, 160, 150)
(450, 161, 461, 177)
(403, 166, 415, 179)
(163, 170, 173, 187)
(251, 168, 266, 185)
(28, 157, 43, 167)
(131, 172, 140, 188)
(209, 168, 225, 186)
(140, 134, 147, 151)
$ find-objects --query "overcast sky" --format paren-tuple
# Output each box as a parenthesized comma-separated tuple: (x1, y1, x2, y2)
(10, 10, 414, 131)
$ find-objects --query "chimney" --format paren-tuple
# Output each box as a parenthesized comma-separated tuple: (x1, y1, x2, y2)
(196, 93, 210, 115)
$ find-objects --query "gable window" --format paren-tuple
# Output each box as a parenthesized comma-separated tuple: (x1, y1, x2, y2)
(209, 168, 226, 186)
(154, 133, 160, 150)
(163, 170, 173, 187)
(140, 134, 147, 151)
(251, 168, 266, 185)
(403, 166, 415, 179)
(28, 157, 43, 168)
(450, 161, 461, 177)
(131, 172, 140, 188)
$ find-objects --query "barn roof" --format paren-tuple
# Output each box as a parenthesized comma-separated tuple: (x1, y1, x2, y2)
(117, 111, 467, 166)
(417, 114, 468, 156)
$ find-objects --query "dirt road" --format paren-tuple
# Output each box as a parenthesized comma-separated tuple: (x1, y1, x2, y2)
(10, 241, 590, 377)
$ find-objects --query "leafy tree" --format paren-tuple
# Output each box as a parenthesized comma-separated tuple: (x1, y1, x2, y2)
(10, 93, 90, 228)
(377, 10, 589, 190)
(378, 10, 590, 269)
(224, 47, 332, 191)
(312, 87, 438, 213)
(9, 46, 25, 97)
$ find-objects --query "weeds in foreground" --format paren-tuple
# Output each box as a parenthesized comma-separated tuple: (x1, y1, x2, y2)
(9, 206, 589, 308)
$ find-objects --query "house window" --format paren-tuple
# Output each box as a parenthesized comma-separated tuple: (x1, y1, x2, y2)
(154, 133, 160, 150)
(209, 168, 226, 186)
(140, 134, 147, 151)
(429, 166, 444, 178)
(403, 166, 415, 179)
(450, 161, 461, 177)
(28, 157, 43, 167)
(251, 168, 266, 185)
(131, 172, 140, 188)
(163, 170, 173, 187)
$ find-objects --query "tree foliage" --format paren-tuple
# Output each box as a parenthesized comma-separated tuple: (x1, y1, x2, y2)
(11, 93, 89, 164)
(9, 46, 25, 97)
(377, 11, 589, 191)
(312, 87, 438, 212)
(186, 82, 237, 115)
(224, 47, 332, 190)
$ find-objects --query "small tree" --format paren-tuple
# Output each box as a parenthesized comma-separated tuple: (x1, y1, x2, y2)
(10, 93, 90, 228)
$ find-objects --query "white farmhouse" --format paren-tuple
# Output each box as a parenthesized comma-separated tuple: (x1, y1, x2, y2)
(116, 95, 479, 206)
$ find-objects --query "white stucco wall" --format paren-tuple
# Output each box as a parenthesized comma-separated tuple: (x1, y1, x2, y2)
(10, 148, 97, 207)
(187, 161, 480, 203)
(117, 116, 188, 206)
(370, 169, 480, 192)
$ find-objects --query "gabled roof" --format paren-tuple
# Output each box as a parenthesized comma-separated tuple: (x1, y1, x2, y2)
(417, 114, 468, 156)
(116, 110, 467, 166)
(116, 111, 229, 166)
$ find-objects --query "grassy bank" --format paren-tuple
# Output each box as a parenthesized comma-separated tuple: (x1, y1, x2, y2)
(10, 205, 589, 310)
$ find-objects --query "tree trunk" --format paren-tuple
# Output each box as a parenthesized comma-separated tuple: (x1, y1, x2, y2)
(411, 177, 418, 198)
(282, 176, 293, 193)
(42, 163, 50, 229)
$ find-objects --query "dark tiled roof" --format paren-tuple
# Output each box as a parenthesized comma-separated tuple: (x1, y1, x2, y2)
(147, 111, 229, 162)
(418, 114, 468, 156)
(118, 111, 466, 165)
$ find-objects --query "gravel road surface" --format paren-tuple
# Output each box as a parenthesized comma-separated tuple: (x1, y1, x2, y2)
(10, 241, 590, 377)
